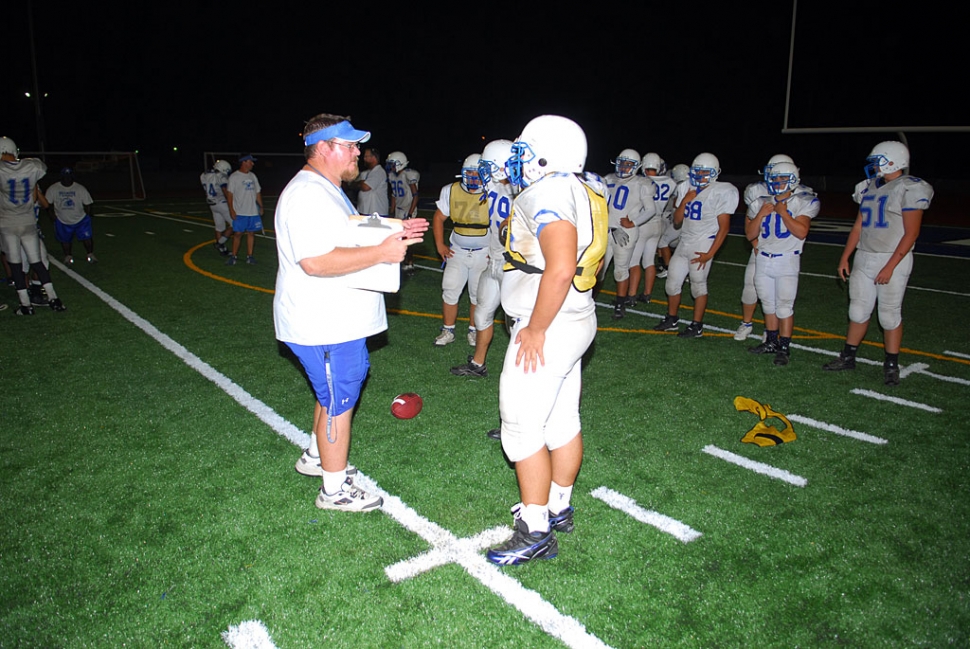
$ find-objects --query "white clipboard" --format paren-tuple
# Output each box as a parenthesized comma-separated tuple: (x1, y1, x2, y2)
(342, 214, 403, 293)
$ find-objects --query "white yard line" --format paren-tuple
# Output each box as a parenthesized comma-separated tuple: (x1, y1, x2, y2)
(850, 389, 943, 413)
(590, 487, 702, 543)
(701, 445, 808, 487)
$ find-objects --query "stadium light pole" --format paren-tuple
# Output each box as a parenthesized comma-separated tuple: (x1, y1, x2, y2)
(27, 0, 47, 159)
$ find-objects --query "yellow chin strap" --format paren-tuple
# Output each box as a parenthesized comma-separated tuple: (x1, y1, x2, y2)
(734, 396, 796, 447)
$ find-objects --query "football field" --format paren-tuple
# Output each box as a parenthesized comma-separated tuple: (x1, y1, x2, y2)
(2, 198, 968, 648)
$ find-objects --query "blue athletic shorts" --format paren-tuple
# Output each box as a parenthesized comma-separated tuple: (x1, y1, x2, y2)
(54, 215, 93, 243)
(233, 215, 263, 232)
(285, 339, 370, 416)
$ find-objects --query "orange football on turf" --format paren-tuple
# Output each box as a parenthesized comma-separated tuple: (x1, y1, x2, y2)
(391, 393, 423, 419)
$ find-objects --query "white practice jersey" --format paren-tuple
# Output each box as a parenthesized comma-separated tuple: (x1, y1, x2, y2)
(483, 181, 514, 261)
(674, 180, 739, 241)
(748, 192, 820, 255)
(604, 173, 656, 228)
(502, 173, 599, 321)
(228, 170, 262, 216)
(200, 170, 229, 205)
(389, 168, 420, 216)
(0, 158, 47, 228)
(855, 175, 933, 254)
(45, 181, 94, 225)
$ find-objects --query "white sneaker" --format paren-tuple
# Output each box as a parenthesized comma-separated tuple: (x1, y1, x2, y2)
(434, 327, 456, 346)
(734, 322, 754, 341)
(315, 479, 382, 512)
(295, 449, 356, 479)
(467, 328, 477, 346)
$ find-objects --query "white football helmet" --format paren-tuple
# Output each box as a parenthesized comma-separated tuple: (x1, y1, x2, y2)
(612, 148, 641, 178)
(386, 151, 408, 174)
(0, 136, 19, 158)
(640, 152, 666, 176)
(460, 153, 483, 192)
(507, 115, 587, 188)
(213, 159, 231, 175)
(865, 141, 909, 179)
(762, 153, 793, 181)
(689, 153, 720, 189)
(670, 163, 689, 183)
(478, 139, 513, 185)
(766, 161, 800, 196)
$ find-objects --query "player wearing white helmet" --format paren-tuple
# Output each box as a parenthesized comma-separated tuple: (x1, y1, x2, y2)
(0, 136, 67, 314)
(629, 152, 675, 305)
(734, 154, 817, 342)
(451, 140, 514, 381)
(744, 161, 820, 365)
(656, 162, 689, 277)
(487, 115, 608, 565)
(432, 153, 489, 346)
(200, 159, 233, 255)
(823, 141, 933, 386)
(654, 153, 738, 337)
(601, 148, 656, 319)
(386, 151, 421, 274)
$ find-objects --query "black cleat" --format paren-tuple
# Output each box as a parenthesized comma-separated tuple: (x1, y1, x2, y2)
(48, 298, 67, 312)
(677, 321, 704, 338)
(773, 350, 790, 366)
(15, 305, 35, 316)
(823, 355, 856, 371)
(451, 356, 488, 378)
(653, 315, 679, 331)
(884, 363, 900, 386)
(612, 300, 625, 320)
(486, 518, 558, 566)
(486, 428, 501, 440)
(749, 340, 779, 355)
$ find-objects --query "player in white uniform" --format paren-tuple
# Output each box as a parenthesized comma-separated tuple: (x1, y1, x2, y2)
(386, 151, 420, 274)
(654, 153, 738, 337)
(45, 167, 96, 264)
(431, 154, 489, 346)
(744, 162, 820, 365)
(200, 159, 233, 256)
(225, 154, 264, 265)
(451, 140, 515, 381)
(487, 115, 608, 565)
(0, 136, 66, 314)
(601, 149, 656, 319)
(629, 152, 675, 305)
(735, 154, 815, 342)
(823, 141, 933, 386)
(657, 163, 689, 277)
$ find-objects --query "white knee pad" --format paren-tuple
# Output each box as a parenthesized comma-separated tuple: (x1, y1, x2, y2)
(665, 253, 690, 297)
(474, 268, 502, 330)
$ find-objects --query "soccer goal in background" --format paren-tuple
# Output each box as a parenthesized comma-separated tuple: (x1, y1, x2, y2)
(23, 151, 146, 200)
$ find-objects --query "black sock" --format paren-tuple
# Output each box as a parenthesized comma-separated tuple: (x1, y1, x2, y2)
(766, 330, 779, 343)
(885, 353, 899, 367)
(779, 336, 791, 351)
(842, 344, 859, 359)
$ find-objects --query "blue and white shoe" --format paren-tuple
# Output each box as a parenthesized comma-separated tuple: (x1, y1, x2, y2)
(486, 516, 558, 565)
(549, 506, 575, 534)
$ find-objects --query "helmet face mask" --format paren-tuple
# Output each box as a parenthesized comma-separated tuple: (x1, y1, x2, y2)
(762, 153, 793, 182)
(460, 153, 483, 192)
(689, 153, 720, 189)
(767, 161, 799, 196)
(865, 141, 909, 179)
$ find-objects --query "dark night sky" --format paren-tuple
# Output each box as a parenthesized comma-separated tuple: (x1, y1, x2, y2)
(5, 1, 961, 182)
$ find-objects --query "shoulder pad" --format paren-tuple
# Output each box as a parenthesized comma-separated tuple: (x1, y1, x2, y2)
(581, 171, 607, 197)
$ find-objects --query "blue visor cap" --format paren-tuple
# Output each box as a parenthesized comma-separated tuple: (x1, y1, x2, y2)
(238, 154, 257, 163)
(304, 121, 372, 147)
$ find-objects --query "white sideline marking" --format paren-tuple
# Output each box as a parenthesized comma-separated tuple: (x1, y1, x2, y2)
(384, 525, 511, 582)
(944, 349, 970, 360)
(911, 366, 970, 386)
(590, 487, 702, 543)
(701, 445, 808, 487)
(54, 258, 611, 649)
(899, 363, 929, 379)
(786, 414, 887, 445)
(223, 620, 277, 649)
(850, 389, 942, 413)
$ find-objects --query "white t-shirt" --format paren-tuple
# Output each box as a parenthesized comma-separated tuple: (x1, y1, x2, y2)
(357, 165, 389, 216)
(45, 181, 94, 225)
(228, 170, 261, 216)
(273, 169, 387, 345)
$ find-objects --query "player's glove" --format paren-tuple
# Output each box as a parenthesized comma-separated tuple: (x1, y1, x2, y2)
(611, 228, 630, 247)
